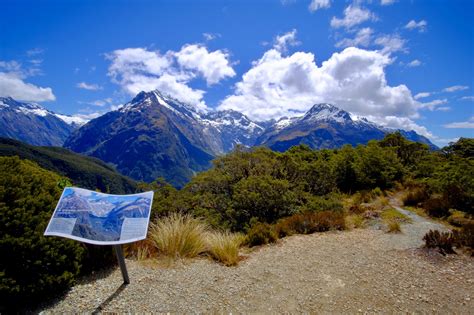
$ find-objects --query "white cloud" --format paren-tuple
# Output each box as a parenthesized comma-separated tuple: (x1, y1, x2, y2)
(203, 33, 220, 41)
(414, 92, 431, 99)
(444, 116, 474, 129)
(273, 29, 301, 53)
(0, 72, 55, 102)
(174, 44, 235, 85)
(443, 85, 469, 93)
(368, 115, 432, 138)
(335, 27, 373, 48)
(381, 0, 396, 5)
(76, 82, 102, 91)
(461, 96, 474, 101)
(308, 0, 331, 12)
(420, 98, 448, 111)
(405, 20, 427, 32)
(374, 34, 407, 54)
(218, 46, 424, 136)
(106, 45, 235, 110)
(407, 59, 421, 67)
(331, 5, 377, 29)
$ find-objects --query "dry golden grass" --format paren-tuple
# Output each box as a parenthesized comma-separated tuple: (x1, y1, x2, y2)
(206, 231, 245, 266)
(149, 213, 208, 258)
(387, 220, 401, 233)
(345, 214, 365, 229)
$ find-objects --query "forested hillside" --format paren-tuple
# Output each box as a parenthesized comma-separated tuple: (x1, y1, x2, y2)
(0, 138, 137, 194)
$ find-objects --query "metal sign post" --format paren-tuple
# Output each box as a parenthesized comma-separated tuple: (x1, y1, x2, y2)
(114, 245, 130, 284)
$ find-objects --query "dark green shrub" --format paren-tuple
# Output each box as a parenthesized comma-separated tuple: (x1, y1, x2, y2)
(0, 157, 85, 310)
(423, 230, 456, 255)
(453, 222, 474, 252)
(275, 211, 346, 237)
(403, 187, 429, 206)
(303, 194, 343, 213)
(245, 223, 278, 247)
(423, 196, 450, 218)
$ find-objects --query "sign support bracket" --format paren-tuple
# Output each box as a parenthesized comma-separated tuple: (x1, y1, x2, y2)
(113, 245, 130, 284)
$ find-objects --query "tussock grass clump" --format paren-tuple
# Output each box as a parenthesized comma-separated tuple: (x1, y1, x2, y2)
(125, 239, 157, 260)
(149, 213, 208, 258)
(387, 220, 401, 233)
(346, 214, 364, 229)
(206, 231, 244, 266)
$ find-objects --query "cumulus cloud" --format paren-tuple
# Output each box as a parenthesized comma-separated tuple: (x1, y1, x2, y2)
(174, 44, 235, 85)
(76, 82, 102, 91)
(443, 85, 469, 93)
(381, 0, 396, 5)
(335, 27, 373, 48)
(273, 29, 301, 53)
(444, 116, 474, 129)
(308, 0, 331, 12)
(106, 45, 235, 111)
(218, 46, 428, 135)
(405, 20, 427, 32)
(0, 72, 55, 102)
(330, 5, 377, 29)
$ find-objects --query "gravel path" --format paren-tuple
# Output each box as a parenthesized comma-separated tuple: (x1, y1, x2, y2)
(41, 205, 473, 314)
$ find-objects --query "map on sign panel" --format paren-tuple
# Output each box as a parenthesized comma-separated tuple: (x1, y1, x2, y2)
(45, 187, 154, 245)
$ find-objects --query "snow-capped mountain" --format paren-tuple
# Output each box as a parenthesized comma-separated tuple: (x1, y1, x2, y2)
(64, 91, 436, 186)
(64, 90, 267, 186)
(256, 103, 435, 151)
(0, 97, 86, 146)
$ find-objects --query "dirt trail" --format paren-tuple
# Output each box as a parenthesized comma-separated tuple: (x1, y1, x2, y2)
(42, 202, 473, 314)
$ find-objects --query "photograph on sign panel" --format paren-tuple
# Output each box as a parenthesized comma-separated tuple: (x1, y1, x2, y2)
(45, 187, 153, 245)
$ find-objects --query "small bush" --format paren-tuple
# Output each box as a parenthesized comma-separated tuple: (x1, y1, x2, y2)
(345, 214, 364, 229)
(276, 211, 346, 237)
(423, 230, 456, 255)
(403, 187, 429, 206)
(349, 204, 365, 214)
(149, 213, 208, 258)
(206, 231, 244, 266)
(304, 194, 344, 213)
(372, 187, 384, 197)
(447, 210, 471, 227)
(453, 222, 474, 251)
(245, 223, 278, 247)
(423, 196, 450, 218)
(387, 220, 401, 233)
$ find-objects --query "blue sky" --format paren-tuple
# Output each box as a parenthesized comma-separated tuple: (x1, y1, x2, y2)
(1, 0, 473, 146)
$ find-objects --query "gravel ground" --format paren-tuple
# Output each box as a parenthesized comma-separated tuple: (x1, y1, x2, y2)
(41, 205, 473, 314)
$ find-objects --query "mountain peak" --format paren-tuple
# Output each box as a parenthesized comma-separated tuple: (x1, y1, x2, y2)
(302, 103, 352, 123)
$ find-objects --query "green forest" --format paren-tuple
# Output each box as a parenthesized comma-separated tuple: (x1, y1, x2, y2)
(0, 133, 473, 311)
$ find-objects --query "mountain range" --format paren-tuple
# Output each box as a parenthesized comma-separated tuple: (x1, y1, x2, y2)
(0, 97, 86, 146)
(64, 90, 435, 187)
(1, 92, 436, 187)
